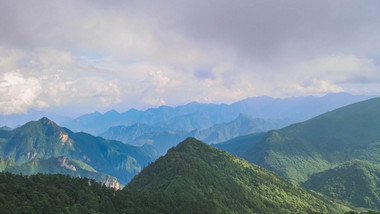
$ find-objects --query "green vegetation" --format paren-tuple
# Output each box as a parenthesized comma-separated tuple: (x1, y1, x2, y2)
(125, 137, 349, 213)
(303, 160, 380, 210)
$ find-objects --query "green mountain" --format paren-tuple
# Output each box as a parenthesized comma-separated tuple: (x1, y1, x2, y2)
(1, 156, 120, 189)
(0, 117, 157, 184)
(303, 160, 380, 210)
(231, 97, 380, 183)
(124, 137, 349, 213)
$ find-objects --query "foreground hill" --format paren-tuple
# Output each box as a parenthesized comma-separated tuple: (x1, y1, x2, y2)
(0, 118, 157, 184)
(303, 160, 380, 210)
(124, 138, 349, 213)
(63, 92, 374, 135)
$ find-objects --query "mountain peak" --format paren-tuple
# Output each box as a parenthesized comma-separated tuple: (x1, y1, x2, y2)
(171, 137, 209, 153)
(38, 117, 55, 125)
(104, 109, 120, 116)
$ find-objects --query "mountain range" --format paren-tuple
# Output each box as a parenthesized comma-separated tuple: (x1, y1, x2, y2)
(62, 92, 375, 135)
(1, 93, 380, 212)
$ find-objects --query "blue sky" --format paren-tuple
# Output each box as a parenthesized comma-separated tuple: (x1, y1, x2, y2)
(0, 0, 380, 116)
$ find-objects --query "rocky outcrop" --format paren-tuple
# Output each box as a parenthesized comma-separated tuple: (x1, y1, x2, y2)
(57, 157, 76, 171)
(105, 178, 120, 190)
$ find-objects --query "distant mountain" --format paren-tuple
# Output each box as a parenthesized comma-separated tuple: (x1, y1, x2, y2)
(0, 126, 12, 131)
(220, 97, 380, 184)
(303, 160, 380, 210)
(63, 92, 375, 135)
(123, 138, 349, 213)
(193, 113, 283, 144)
(101, 123, 168, 145)
(0, 117, 157, 184)
(1, 156, 120, 189)
(101, 114, 282, 154)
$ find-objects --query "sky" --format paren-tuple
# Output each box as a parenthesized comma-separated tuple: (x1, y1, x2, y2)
(1, 0, 380, 116)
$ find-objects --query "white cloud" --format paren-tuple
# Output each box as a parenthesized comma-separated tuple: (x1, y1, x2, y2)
(0, 72, 42, 114)
(142, 97, 166, 107)
(286, 79, 344, 96)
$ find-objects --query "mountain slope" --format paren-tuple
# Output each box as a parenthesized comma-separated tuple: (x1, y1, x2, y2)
(125, 137, 349, 213)
(303, 160, 380, 210)
(0, 118, 157, 184)
(240, 97, 380, 183)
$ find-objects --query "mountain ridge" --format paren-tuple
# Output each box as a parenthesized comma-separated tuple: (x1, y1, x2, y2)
(62, 92, 375, 135)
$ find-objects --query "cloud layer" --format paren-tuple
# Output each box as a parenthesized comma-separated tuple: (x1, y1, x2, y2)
(1, 0, 380, 115)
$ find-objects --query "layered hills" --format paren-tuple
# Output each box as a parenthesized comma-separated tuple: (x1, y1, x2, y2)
(0, 117, 157, 184)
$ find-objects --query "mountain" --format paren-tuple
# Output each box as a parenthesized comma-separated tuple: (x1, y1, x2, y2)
(101, 114, 282, 154)
(123, 137, 349, 213)
(193, 113, 283, 144)
(224, 97, 380, 183)
(101, 123, 168, 145)
(62, 92, 375, 135)
(0, 117, 157, 184)
(0, 126, 12, 131)
(303, 160, 380, 210)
